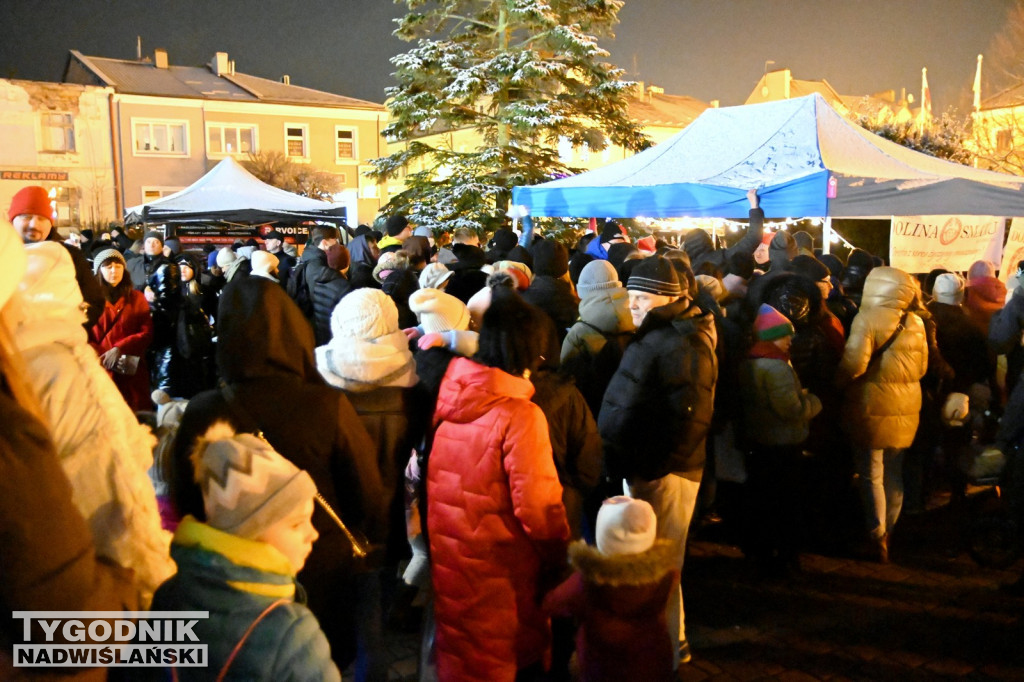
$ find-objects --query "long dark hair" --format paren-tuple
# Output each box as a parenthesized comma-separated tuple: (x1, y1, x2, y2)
(95, 257, 134, 303)
(474, 284, 548, 378)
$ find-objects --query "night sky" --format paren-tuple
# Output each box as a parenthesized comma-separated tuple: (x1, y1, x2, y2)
(0, 0, 1014, 113)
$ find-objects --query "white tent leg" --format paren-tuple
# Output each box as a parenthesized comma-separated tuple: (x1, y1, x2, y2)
(823, 217, 832, 255)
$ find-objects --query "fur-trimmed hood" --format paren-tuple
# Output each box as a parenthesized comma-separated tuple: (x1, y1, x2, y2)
(569, 539, 676, 586)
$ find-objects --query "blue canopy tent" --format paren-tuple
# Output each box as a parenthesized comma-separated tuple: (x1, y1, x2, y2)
(512, 93, 1024, 219)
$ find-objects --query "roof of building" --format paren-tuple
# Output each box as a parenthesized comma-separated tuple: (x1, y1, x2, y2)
(628, 91, 710, 127)
(980, 81, 1024, 111)
(65, 50, 384, 110)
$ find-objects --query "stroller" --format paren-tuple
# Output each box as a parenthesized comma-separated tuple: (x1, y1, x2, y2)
(952, 389, 1022, 568)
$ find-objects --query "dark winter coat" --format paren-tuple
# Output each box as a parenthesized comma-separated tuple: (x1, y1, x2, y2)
(171, 275, 386, 668)
(542, 540, 678, 682)
(345, 387, 426, 564)
(152, 518, 340, 682)
(270, 248, 297, 287)
(522, 275, 580, 342)
(428, 357, 569, 681)
(61, 242, 105, 332)
(531, 370, 603, 539)
(312, 268, 352, 347)
(91, 288, 153, 410)
(298, 246, 330, 315)
(599, 298, 718, 482)
(928, 300, 994, 393)
(126, 252, 169, 291)
(683, 207, 764, 274)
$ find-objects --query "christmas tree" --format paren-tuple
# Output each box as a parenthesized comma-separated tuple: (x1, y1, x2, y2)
(369, 0, 649, 233)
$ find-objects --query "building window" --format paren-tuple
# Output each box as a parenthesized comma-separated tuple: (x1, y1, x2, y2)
(133, 119, 188, 156)
(996, 128, 1014, 154)
(285, 124, 308, 159)
(335, 127, 356, 162)
(41, 113, 76, 153)
(48, 186, 80, 227)
(207, 123, 257, 156)
(141, 187, 184, 203)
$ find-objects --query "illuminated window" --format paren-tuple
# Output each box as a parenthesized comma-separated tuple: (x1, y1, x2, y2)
(285, 124, 308, 159)
(133, 119, 188, 156)
(207, 123, 257, 156)
(41, 113, 76, 153)
(335, 127, 357, 162)
(47, 186, 80, 227)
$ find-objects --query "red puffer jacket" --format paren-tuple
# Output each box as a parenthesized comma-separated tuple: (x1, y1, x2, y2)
(427, 357, 569, 682)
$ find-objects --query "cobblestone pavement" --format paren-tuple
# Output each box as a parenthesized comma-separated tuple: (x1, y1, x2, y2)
(348, 496, 1024, 681)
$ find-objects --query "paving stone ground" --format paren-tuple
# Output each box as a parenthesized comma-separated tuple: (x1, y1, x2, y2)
(347, 493, 1024, 681)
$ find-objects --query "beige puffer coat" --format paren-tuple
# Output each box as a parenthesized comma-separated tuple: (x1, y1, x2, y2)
(837, 267, 928, 450)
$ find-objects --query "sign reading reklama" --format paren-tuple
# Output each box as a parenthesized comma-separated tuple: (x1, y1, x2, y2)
(889, 215, 1005, 274)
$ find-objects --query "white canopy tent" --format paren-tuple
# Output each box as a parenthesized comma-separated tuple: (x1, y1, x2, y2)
(124, 157, 347, 225)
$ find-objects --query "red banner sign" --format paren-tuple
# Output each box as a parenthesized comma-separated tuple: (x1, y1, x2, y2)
(1, 170, 70, 181)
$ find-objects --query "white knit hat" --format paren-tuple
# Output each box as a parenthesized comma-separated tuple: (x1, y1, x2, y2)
(409, 288, 470, 333)
(331, 288, 399, 341)
(192, 423, 317, 540)
(250, 250, 279, 280)
(418, 262, 453, 290)
(596, 496, 657, 556)
(216, 246, 237, 269)
(932, 272, 965, 305)
(576, 259, 621, 299)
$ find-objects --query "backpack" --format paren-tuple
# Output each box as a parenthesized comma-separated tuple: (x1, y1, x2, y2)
(286, 260, 314, 318)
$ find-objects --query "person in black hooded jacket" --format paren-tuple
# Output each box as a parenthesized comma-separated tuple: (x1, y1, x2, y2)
(169, 274, 386, 671)
(523, 239, 579, 342)
(683, 189, 764, 273)
(312, 243, 353, 347)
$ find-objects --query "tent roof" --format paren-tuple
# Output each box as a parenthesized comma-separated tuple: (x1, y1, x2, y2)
(514, 93, 1024, 219)
(124, 157, 347, 225)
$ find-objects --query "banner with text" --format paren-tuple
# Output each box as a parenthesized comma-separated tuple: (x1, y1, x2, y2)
(889, 215, 1005, 274)
(999, 218, 1024, 286)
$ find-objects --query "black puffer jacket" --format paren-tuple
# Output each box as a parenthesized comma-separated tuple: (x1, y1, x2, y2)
(171, 275, 386, 668)
(312, 268, 352, 346)
(599, 298, 717, 482)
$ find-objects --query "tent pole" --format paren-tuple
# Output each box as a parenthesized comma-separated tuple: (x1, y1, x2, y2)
(822, 216, 832, 255)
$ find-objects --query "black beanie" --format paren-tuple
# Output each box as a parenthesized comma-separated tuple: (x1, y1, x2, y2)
(531, 240, 569, 277)
(627, 256, 682, 296)
(385, 214, 409, 237)
(601, 220, 627, 244)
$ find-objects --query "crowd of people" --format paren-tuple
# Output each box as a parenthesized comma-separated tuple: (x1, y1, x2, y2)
(2, 181, 1022, 681)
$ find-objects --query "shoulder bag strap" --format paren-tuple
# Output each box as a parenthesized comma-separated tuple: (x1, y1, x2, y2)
(867, 310, 909, 369)
(215, 598, 289, 682)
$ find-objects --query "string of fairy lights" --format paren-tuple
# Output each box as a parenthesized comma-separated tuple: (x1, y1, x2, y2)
(634, 216, 861, 251)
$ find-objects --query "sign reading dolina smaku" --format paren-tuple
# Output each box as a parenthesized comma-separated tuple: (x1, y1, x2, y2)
(889, 215, 1005, 274)
(999, 218, 1024, 286)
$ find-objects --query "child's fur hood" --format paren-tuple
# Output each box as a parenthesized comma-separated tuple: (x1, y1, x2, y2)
(569, 539, 676, 586)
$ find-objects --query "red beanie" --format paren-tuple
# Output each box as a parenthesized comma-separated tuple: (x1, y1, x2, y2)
(8, 186, 55, 223)
(755, 303, 795, 341)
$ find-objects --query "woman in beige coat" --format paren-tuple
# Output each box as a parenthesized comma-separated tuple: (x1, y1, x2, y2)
(836, 266, 928, 562)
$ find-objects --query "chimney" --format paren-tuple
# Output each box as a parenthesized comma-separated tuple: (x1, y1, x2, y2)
(229, 60, 236, 76)
(282, 75, 290, 85)
(763, 68, 791, 100)
(211, 52, 229, 76)
(154, 48, 168, 69)
(710, 99, 720, 108)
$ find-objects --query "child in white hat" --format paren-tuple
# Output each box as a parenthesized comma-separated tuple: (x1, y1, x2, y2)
(543, 496, 677, 682)
(151, 423, 340, 681)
